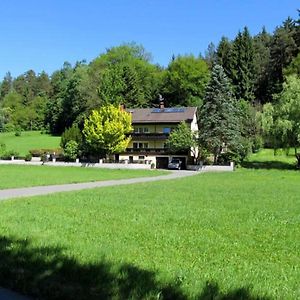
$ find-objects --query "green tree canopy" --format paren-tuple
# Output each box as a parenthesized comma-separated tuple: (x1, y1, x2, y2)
(45, 62, 74, 134)
(230, 27, 255, 102)
(262, 75, 300, 167)
(60, 124, 83, 149)
(167, 121, 199, 161)
(90, 43, 161, 108)
(162, 55, 210, 107)
(204, 42, 217, 69)
(83, 104, 132, 156)
(253, 27, 271, 104)
(284, 52, 300, 77)
(216, 36, 233, 79)
(268, 18, 298, 96)
(0, 72, 13, 100)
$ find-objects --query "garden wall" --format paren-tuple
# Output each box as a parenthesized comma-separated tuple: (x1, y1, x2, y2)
(187, 162, 234, 172)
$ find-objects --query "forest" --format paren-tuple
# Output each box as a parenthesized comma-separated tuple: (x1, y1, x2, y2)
(0, 11, 299, 142)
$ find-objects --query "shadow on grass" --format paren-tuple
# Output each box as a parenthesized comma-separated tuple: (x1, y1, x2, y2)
(242, 160, 295, 171)
(0, 236, 270, 300)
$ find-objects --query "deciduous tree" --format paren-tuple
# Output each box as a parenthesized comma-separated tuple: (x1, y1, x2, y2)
(162, 55, 210, 107)
(83, 104, 132, 156)
(167, 121, 199, 162)
(262, 75, 300, 167)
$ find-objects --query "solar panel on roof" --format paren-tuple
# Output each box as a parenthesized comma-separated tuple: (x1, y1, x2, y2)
(152, 108, 161, 113)
(165, 108, 185, 113)
(151, 107, 186, 113)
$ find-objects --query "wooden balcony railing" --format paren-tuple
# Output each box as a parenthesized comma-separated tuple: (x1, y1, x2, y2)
(129, 133, 169, 140)
(125, 148, 168, 154)
(125, 148, 188, 155)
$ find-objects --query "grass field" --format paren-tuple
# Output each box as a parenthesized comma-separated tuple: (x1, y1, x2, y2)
(0, 167, 299, 299)
(0, 164, 166, 189)
(0, 131, 60, 156)
(243, 148, 297, 170)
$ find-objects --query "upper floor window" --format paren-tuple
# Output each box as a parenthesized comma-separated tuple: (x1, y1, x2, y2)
(163, 127, 171, 134)
(134, 127, 149, 133)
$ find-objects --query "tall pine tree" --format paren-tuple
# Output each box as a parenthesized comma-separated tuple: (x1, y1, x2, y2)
(231, 27, 255, 102)
(268, 18, 298, 96)
(0, 72, 13, 100)
(199, 65, 241, 164)
(253, 27, 271, 104)
(216, 36, 233, 78)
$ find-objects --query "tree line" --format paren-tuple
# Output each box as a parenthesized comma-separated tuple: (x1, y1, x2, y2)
(0, 11, 299, 165)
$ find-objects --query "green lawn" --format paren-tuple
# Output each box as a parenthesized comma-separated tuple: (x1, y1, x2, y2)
(0, 168, 299, 299)
(243, 148, 297, 170)
(0, 164, 166, 189)
(0, 131, 60, 156)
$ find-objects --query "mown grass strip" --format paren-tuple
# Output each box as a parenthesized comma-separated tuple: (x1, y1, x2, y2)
(0, 169, 299, 299)
(0, 164, 167, 189)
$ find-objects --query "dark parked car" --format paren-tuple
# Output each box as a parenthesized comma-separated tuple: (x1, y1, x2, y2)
(168, 159, 182, 170)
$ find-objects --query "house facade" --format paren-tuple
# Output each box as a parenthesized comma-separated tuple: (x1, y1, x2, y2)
(118, 106, 198, 169)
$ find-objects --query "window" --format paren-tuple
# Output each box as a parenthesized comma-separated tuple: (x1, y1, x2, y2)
(133, 127, 149, 133)
(132, 142, 148, 149)
(163, 127, 171, 134)
(138, 156, 145, 160)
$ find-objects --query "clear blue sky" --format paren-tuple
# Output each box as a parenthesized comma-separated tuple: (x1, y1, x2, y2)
(0, 0, 299, 79)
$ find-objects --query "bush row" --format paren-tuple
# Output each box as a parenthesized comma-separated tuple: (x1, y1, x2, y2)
(29, 148, 62, 157)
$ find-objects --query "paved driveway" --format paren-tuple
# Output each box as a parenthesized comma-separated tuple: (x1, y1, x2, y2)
(0, 170, 198, 201)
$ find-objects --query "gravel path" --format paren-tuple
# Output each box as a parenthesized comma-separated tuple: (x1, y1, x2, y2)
(0, 170, 197, 201)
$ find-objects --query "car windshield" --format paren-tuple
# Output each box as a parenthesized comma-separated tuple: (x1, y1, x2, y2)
(171, 159, 180, 164)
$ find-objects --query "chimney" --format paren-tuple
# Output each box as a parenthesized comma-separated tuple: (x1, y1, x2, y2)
(159, 94, 164, 109)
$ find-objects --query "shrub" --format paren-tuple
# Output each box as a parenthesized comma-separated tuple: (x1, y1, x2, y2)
(4, 123, 15, 132)
(1, 150, 19, 160)
(252, 135, 263, 153)
(219, 138, 252, 166)
(63, 141, 79, 161)
(61, 125, 82, 149)
(25, 153, 32, 161)
(15, 126, 22, 136)
(29, 148, 62, 157)
(0, 143, 6, 156)
(198, 148, 210, 164)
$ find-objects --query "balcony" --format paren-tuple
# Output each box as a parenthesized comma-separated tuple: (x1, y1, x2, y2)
(124, 148, 189, 155)
(129, 132, 169, 141)
(125, 148, 169, 154)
